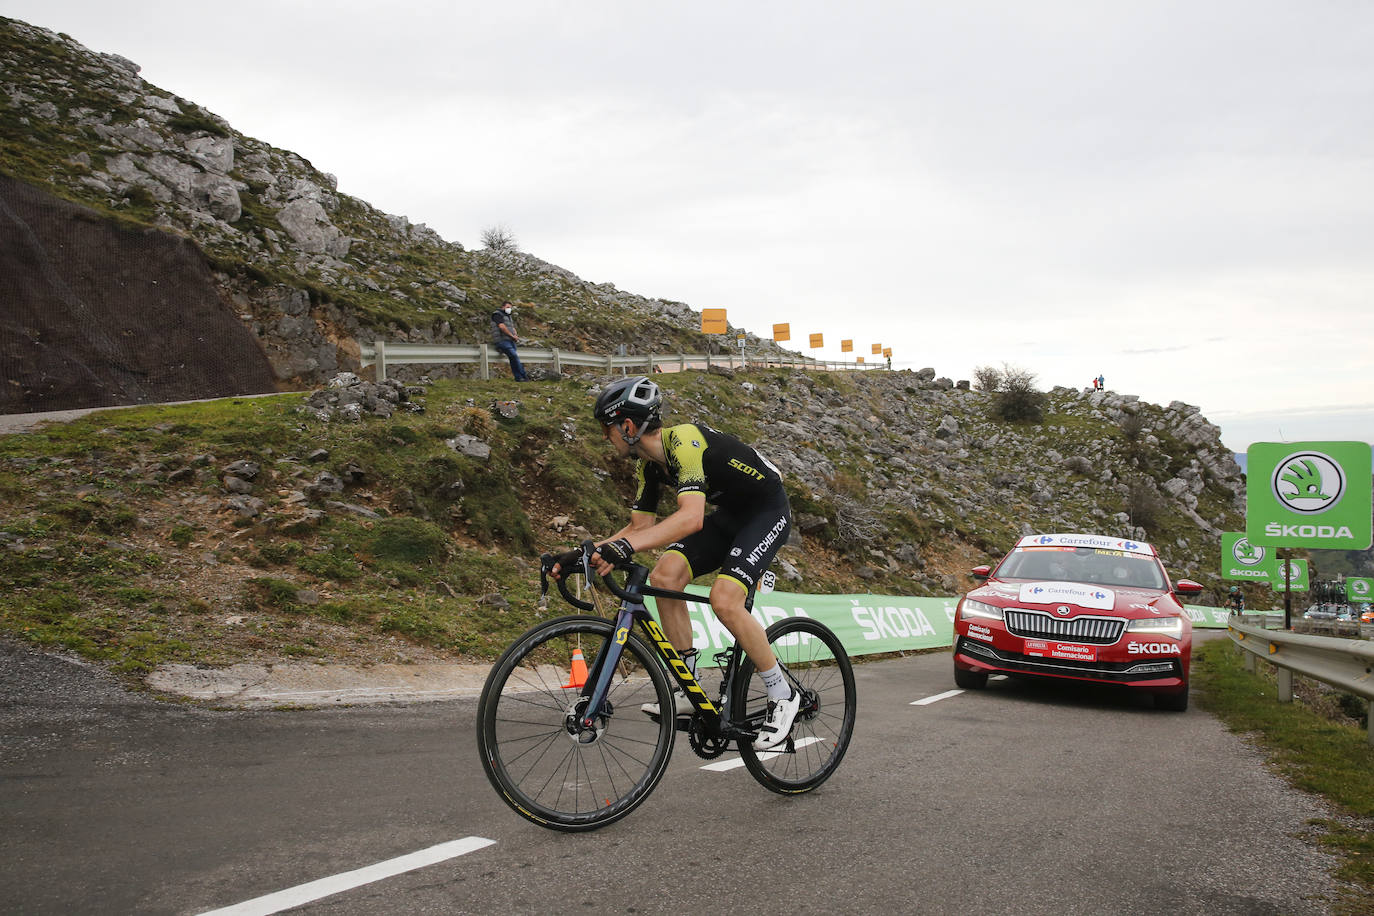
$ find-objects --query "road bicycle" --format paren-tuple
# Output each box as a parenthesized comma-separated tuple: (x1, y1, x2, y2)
(476, 542, 857, 831)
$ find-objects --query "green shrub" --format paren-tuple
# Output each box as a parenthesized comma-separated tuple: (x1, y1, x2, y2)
(244, 577, 304, 612)
(296, 550, 363, 581)
(257, 542, 304, 565)
(991, 364, 1045, 423)
(1124, 478, 1165, 532)
(167, 109, 228, 137)
(50, 497, 136, 533)
(369, 517, 450, 564)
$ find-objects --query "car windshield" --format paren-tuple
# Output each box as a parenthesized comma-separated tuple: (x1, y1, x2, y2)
(995, 547, 1166, 590)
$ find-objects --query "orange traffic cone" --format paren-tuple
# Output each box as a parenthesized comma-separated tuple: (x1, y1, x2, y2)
(563, 649, 589, 689)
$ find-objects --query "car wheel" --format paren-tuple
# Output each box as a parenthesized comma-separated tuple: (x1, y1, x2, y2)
(954, 664, 988, 689)
(1154, 685, 1189, 712)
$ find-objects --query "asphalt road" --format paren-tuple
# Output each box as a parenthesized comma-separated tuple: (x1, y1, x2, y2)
(0, 634, 1345, 915)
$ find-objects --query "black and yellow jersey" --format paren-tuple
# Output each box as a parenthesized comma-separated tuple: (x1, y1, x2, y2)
(632, 423, 785, 513)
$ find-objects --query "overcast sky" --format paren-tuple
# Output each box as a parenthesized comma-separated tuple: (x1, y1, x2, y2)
(9, 1, 1373, 453)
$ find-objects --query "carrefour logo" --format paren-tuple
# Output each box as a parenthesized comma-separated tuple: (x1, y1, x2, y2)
(1272, 451, 1346, 515)
(1231, 537, 1266, 567)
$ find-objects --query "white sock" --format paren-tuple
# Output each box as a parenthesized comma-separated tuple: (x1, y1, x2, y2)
(760, 664, 790, 701)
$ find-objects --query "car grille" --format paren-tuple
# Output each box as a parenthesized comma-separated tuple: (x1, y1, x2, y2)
(1004, 609, 1124, 645)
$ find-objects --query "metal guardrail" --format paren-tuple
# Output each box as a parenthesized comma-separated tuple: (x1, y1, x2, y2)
(356, 341, 879, 381)
(1228, 616, 1374, 744)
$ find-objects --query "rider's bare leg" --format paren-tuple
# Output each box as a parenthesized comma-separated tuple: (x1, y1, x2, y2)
(648, 552, 695, 651)
(651, 554, 779, 673)
(708, 576, 779, 673)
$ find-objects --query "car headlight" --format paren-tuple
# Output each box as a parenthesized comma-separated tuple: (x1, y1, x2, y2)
(960, 599, 1004, 621)
(1126, 616, 1184, 639)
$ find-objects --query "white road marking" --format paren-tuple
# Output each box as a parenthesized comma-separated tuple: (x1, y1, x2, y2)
(911, 689, 964, 705)
(699, 736, 823, 771)
(197, 836, 496, 916)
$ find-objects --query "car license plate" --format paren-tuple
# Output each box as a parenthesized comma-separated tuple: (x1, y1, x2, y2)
(1024, 640, 1097, 661)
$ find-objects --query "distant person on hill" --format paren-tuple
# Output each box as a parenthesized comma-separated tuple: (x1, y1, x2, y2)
(1097, 373, 1105, 390)
(490, 301, 530, 382)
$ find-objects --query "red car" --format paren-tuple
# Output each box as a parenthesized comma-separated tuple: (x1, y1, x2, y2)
(952, 533, 1204, 711)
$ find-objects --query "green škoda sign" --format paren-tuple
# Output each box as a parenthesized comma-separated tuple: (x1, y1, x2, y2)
(1245, 441, 1372, 550)
(1219, 531, 1278, 581)
(1347, 576, 1374, 605)
(1270, 558, 1309, 592)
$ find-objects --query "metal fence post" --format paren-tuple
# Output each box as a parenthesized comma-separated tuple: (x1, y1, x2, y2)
(551, 348, 561, 375)
(479, 344, 490, 380)
(374, 339, 387, 382)
(1276, 666, 1293, 702)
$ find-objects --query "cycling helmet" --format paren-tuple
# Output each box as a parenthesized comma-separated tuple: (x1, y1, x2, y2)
(593, 376, 662, 426)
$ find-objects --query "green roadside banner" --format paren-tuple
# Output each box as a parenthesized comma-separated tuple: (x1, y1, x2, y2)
(1270, 558, 1310, 592)
(1220, 531, 1278, 581)
(1348, 576, 1374, 605)
(646, 588, 1235, 665)
(1245, 441, 1373, 550)
(647, 587, 960, 663)
(1183, 605, 1237, 628)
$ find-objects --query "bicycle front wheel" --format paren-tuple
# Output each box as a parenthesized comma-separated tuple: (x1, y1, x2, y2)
(476, 615, 676, 831)
(732, 616, 856, 794)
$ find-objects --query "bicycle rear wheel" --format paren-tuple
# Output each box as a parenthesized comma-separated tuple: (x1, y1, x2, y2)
(732, 616, 856, 794)
(476, 615, 676, 831)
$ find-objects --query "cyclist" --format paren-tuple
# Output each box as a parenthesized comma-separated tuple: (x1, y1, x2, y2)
(552, 375, 799, 751)
(1226, 586, 1245, 615)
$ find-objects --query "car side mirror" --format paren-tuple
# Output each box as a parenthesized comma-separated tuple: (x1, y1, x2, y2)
(971, 565, 991, 580)
(1173, 578, 1203, 596)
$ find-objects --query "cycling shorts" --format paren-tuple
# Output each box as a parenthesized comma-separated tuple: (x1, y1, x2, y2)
(665, 497, 791, 593)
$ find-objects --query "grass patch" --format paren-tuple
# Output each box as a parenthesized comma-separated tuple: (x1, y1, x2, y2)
(295, 549, 363, 581)
(1193, 639, 1374, 911)
(369, 517, 450, 564)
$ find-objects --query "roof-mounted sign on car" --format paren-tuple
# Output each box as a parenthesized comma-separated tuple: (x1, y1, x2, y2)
(1014, 533, 1156, 556)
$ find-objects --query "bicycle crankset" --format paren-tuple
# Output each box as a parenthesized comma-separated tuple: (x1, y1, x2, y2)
(687, 717, 730, 759)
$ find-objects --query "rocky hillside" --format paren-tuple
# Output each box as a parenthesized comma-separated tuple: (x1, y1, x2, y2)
(0, 365, 1250, 680)
(0, 16, 792, 410)
(0, 16, 1262, 683)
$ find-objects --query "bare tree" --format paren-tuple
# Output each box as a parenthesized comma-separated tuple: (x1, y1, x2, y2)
(973, 365, 1003, 392)
(481, 224, 517, 252)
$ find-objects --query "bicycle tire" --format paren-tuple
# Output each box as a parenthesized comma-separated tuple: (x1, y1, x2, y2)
(476, 615, 676, 831)
(732, 616, 856, 794)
